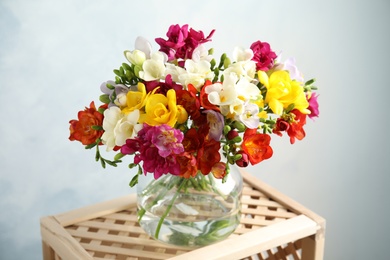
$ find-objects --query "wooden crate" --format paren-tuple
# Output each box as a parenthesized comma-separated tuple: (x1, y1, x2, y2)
(40, 170, 325, 260)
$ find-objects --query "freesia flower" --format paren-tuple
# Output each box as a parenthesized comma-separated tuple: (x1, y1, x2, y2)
(178, 59, 214, 90)
(138, 52, 167, 81)
(307, 92, 320, 119)
(100, 81, 129, 108)
(205, 74, 238, 107)
(148, 124, 184, 158)
(204, 110, 224, 141)
(139, 89, 179, 127)
(101, 107, 141, 151)
(122, 82, 148, 114)
(273, 109, 307, 144)
(238, 102, 260, 129)
(155, 24, 215, 61)
(258, 70, 310, 115)
(241, 129, 273, 165)
(250, 40, 277, 71)
(192, 44, 213, 62)
(69, 101, 106, 145)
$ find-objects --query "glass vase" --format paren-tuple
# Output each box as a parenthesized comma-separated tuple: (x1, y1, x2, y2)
(136, 166, 243, 248)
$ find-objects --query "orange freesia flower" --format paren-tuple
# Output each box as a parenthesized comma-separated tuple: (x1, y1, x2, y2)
(241, 129, 273, 165)
(69, 101, 106, 145)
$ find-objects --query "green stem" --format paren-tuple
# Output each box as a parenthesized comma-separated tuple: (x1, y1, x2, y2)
(138, 176, 181, 222)
(154, 179, 189, 239)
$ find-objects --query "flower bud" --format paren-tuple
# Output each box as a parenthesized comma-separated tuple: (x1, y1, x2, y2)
(234, 121, 246, 132)
(235, 151, 249, 167)
(227, 130, 238, 140)
(223, 125, 232, 135)
(124, 50, 146, 66)
(176, 105, 189, 124)
(114, 93, 127, 107)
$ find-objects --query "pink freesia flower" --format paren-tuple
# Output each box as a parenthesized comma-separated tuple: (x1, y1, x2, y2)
(307, 92, 320, 119)
(121, 124, 184, 179)
(155, 24, 215, 61)
(250, 40, 277, 71)
(148, 124, 184, 157)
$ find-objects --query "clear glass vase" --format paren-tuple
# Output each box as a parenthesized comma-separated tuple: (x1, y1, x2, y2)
(136, 166, 243, 248)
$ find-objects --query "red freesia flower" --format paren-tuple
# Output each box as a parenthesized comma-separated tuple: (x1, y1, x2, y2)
(177, 152, 198, 178)
(176, 88, 201, 120)
(250, 40, 277, 71)
(287, 110, 307, 144)
(197, 139, 221, 175)
(241, 129, 273, 165)
(273, 109, 307, 144)
(69, 101, 106, 145)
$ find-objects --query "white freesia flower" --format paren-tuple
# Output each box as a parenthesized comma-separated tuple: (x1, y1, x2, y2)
(165, 63, 186, 83)
(205, 74, 238, 107)
(238, 102, 260, 129)
(178, 59, 214, 90)
(235, 77, 260, 101)
(192, 45, 213, 62)
(124, 50, 147, 66)
(139, 52, 167, 81)
(135, 36, 152, 59)
(223, 47, 257, 80)
(232, 46, 253, 62)
(124, 37, 152, 66)
(223, 61, 256, 80)
(101, 108, 142, 151)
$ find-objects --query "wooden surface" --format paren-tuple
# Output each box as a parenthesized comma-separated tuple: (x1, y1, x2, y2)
(40, 170, 325, 259)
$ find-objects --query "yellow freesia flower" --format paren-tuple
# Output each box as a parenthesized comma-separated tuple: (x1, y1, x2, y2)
(139, 89, 178, 127)
(122, 82, 148, 115)
(258, 70, 310, 115)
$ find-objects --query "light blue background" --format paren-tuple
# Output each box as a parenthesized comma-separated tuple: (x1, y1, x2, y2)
(1, 0, 389, 259)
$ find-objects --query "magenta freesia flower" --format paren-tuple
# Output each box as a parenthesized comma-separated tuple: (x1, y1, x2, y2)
(307, 92, 320, 119)
(250, 40, 277, 71)
(121, 124, 184, 179)
(148, 124, 184, 157)
(155, 24, 215, 61)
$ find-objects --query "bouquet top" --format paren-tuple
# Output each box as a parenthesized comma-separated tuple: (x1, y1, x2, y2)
(69, 24, 319, 185)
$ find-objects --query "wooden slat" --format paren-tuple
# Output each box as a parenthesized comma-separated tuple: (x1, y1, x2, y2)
(40, 216, 93, 259)
(55, 194, 137, 226)
(170, 215, 318, 260)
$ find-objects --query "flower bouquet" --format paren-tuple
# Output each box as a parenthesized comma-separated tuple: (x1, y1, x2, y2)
(69, 24, 319, 247)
